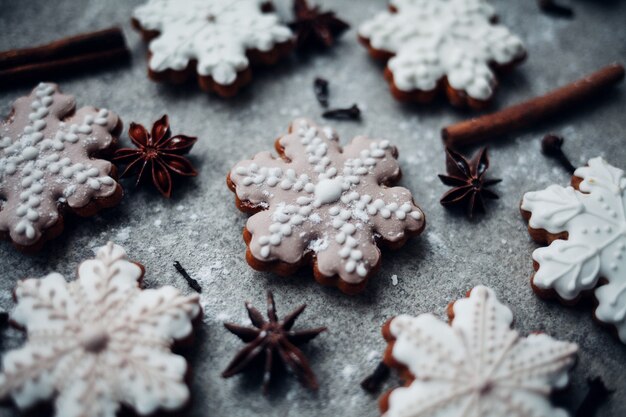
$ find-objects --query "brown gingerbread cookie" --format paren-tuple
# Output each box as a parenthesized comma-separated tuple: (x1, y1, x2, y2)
(358, 0, 526, 109)
(227, 118, 425, 294)
(0, 242, 201, 417)
(0, 83, 122, 252)
(132, 0, 294, 97)
(379, 285, 578, 417)
(521, 156, 626, 344)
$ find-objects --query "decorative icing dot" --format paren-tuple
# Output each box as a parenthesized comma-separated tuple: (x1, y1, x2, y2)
(314, 178, 344, 205)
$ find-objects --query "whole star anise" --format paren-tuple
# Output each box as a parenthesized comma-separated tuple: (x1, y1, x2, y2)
(289, 0, 350, 50)
(113, 115, 197, 198)
(438, 147, 501, 218)
(222, 291, 326, 394)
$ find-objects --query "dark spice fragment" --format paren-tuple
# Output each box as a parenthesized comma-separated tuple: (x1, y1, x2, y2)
(222, 291, 326, 394)
(173, 261, 202, 293)
(360, 361, 390, 393)
(314, 77, 329, 107)
(438, 147, 501, 218)
(322, 104, 361, 121)
(0, 311, 9, 328)
(575, 377, 613, 417)
(541, 134, 576, 174)
(538, 0, 574, 18)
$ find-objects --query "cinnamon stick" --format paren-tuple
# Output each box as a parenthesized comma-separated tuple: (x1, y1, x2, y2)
(0, 27, 129, 87)
(442, 63, 625, 147)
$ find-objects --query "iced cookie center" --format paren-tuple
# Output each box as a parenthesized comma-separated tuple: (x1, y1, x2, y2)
(314, 178, 344, 205)
(80, 326, 109, 353)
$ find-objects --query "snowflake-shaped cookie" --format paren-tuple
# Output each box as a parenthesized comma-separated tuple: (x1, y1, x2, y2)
(132, 0, 293, 97)
(0, 83, 122, 251)
(522, 156, 626, 343)
(228, 118, 425, 294)
(0, 242, 201, 417)
(358, 0, 526, 107)
(382, 285, 578, 417)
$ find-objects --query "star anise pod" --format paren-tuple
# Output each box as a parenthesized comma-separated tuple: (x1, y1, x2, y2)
(222, 291, 326, 394)
(289, 0, 350, 50)
(113, 115, 197, 198)
(438, 147, 501, 218)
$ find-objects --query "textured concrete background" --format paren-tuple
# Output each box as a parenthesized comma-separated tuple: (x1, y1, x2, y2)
(1, 0, 625, 416)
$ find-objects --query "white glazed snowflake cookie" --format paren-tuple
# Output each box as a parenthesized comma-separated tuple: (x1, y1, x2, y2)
(358, 0, 526, 108)
(381, 285, 578, 417)
(522, 156, 626, 343)
(228, 118, 425, 294)
(0, 83, 122, 252)
(132, 0, 293, 97)
(0, 242, 201, 417)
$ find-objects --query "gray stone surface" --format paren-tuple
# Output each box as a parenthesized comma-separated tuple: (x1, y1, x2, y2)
(1, 0, 625, 416)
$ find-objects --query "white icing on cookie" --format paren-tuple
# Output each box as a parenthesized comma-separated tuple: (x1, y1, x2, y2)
(0, 243, 201, 417)
(386, 285, 577, 417)
(358, 0, 526, 100)
(132, 0, 292, 85)
(0, 83, 120, 247)
(229, 118, 424, 285)
(522, 156, 626, 343)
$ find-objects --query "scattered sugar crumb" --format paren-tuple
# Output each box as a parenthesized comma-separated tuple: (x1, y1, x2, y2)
(501, 239, 507, 245)
(341, 365, 356, 379)
(367, 350, 379, 361)
(190, 214, 198, 221)
(309, 213, 321, 224)
(391, 274, 398, 286)
(196, 259, 228, 285)
(147, 246, 156, 253)
(114, 227, 131, 243)
(154, 219, 162, 227)
(308, 238, 329, 253)
(216, 312, 229, 321)
(427, 231, 446, 249)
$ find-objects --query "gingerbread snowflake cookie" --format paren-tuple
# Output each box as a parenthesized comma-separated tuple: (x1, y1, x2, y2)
(380, 285, 578, 417)
(227, 118, 425, 294)
(358, 0, 526, 109)
(0, 83, 122, 252)
(522, 156, 626, 343)
(132, 0, 294, 97)
(0, 242, 201, 417)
